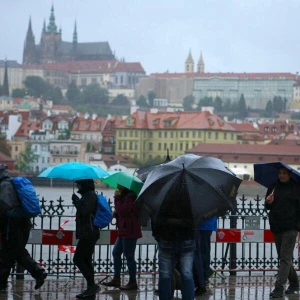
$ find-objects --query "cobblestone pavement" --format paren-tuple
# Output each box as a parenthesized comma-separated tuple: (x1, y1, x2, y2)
(0, 274, 299, 300)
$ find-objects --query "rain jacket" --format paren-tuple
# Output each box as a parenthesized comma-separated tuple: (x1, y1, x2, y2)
(265, 179, 300, 234)
(73, 187, 100, 240)
(0, 167, 31, 239)
(114, 191, 142, 239)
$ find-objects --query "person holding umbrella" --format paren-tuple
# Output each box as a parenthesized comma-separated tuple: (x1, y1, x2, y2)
(265, 166, 300, 298)
(102, 183, 142, 290)
(71, 179, 101, 299)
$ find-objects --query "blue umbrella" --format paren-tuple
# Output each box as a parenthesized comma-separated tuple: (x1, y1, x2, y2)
(38, 162, 109, 181)
(254, 161, 300, 188)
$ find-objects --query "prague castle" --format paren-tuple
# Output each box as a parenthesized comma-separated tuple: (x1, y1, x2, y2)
(23, 5, 115, 65)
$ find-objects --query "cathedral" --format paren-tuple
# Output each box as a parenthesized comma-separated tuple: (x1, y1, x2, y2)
(23, 5, 115, 65)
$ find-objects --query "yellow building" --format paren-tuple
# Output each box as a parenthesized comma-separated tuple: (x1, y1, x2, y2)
(115, 109, 237, 163)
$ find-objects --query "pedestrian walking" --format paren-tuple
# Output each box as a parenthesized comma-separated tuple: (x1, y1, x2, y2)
(102, 184, 142, 290)
(0, 164, 47, 292)
(265, 166, 300, 298)
(72, 179, 100, 299)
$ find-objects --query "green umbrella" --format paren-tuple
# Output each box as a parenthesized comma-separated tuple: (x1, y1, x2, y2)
(101, 171, 143, 195)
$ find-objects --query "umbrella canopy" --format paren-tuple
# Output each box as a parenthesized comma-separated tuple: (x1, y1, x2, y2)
(101, 171, 143, 195)
(136, 154, 242, 227)
(38, 162, 109, 180)
(136, 151, 172, 182)
(254, 161, 300, 188)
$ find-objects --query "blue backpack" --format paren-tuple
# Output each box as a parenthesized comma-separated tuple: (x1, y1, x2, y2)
(12, 177, 42, 218)
(93, 194, 113, 229)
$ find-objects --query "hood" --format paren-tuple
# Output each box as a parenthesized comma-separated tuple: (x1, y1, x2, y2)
(0, 164, 13, 183)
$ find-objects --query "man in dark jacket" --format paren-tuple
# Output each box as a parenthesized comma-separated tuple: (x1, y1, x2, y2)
(0, 164, 47, 292)
(265, 167, 300, 298)
(72, 179, 100, 299)
(153, 175, 195, 300)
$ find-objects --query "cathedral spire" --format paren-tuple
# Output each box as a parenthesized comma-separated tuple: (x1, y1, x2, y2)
(3, 58, 9, 96)
(197, 52, 205, 73)
(73, 21, 78, 44)
(23, 17, 37, 64)
(43, 19, 46, 32)
(185, 49, 194, 73)
(47, 4, 58, 33)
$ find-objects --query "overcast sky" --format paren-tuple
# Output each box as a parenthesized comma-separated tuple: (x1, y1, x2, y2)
(1, 0, 299, 75)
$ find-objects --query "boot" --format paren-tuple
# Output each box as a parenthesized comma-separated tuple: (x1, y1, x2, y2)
(102, 276, 121, 287)
(33, 269, 47, 290)
(119, 279, 138, 290)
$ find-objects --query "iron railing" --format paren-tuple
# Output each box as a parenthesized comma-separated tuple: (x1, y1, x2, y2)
(13, 194, 299, 278)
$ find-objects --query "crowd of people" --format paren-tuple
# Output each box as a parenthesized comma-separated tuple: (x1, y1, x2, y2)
(0, 164, 300, 299)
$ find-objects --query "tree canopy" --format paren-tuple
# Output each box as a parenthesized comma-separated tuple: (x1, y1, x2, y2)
(15, 145, 37, 174)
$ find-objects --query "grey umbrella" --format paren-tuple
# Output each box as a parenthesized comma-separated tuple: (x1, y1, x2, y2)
(136, 154, 242, 227)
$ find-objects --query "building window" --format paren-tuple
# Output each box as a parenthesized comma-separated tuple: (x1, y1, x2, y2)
(224, 132, 227, 140)
(208, 132, 211, 139)
(149, 143, 153, 150)
(158, 143, 161, 150)
(215, 132, 218, 139)
(164, 132, 168, 138)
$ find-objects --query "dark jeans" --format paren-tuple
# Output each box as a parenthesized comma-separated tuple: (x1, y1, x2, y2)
(158, 239, 195, 300)
(73, 237, 98, 286)
(199, 230, 213, 282)
(0, 222, 41, 286)
(112, 237, 138, 280)
(274, 229, 299, 290)
(193, 231, 205, 288)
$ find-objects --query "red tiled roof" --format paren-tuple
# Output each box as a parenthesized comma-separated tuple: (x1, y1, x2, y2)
(114, 62, 145, 73)
(118, 110, 236, 131)
(188, 143, 300, 156)
(149, 72, 297, 80)
(228, 122, 259, 133)
(14, 120, 41, 137)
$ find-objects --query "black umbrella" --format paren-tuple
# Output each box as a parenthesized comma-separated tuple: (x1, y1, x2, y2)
(136, 149, 172, 182)
(136, 154, 242, 227)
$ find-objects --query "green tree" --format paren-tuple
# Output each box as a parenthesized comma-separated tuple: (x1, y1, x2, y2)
(111, 94, 130, 106)
(147, 90, 156, 107)
(66, 82, 83, 103)
(45, 86, 63, 103)
(183, 94, 195, 111)
(273, 96, 284, 113)
(238, 93, 248, 118)
(12, 88, 26, 98)
(283, 97, 288, 112)
(214, 96, 223, 112)
(15, 145, 37, 174)
(24, 76, 52, 98)
(223, 98, 232, 111)
(83, 83, 109, 105)
(265, 100, 273, 117)
(136, 95, 148, 107)
(0, 131, 11, 157)
(197, 96, 213, 110)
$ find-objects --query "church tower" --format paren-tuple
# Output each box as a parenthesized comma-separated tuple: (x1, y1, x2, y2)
(185, 50, 194, 73)
(197, 52, 205, 73)
(71, 21, 78, 60)
(23, 17, 37, 64)
(39, 5, 62, 63)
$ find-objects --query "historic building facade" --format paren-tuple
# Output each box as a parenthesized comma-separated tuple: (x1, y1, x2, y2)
(23, 5, 115, 65)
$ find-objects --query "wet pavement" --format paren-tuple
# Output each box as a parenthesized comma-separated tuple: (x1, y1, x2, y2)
(0, 273, 300, 300)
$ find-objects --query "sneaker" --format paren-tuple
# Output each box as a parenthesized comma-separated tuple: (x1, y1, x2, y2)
(119, 280, 138, 290)
(76, 284, 101, 299)
(34, 270, 47, 290)
(270, 287, 284, 298)
(195, 286, 207, 296)
(286, 285, 299, 294)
